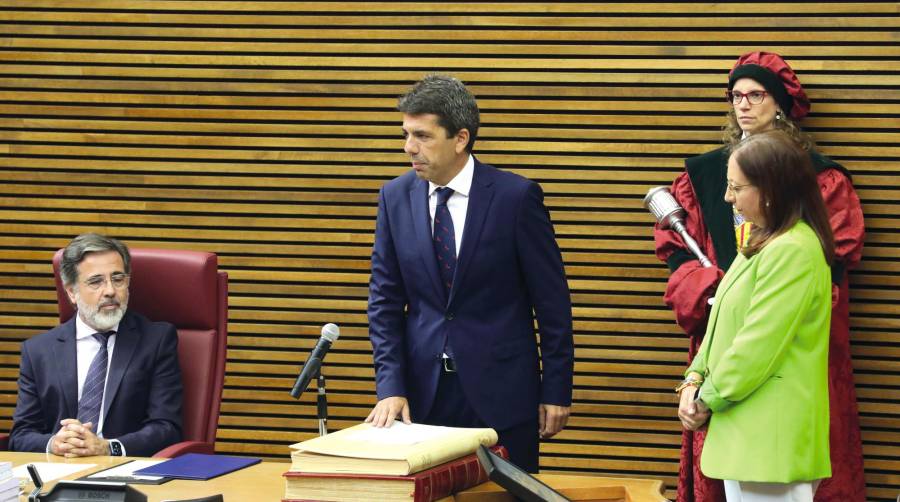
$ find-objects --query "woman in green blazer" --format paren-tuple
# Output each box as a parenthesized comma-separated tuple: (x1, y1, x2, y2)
(676, 130, 835, 502)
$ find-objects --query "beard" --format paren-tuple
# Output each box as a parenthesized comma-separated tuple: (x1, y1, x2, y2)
(75, 293, 128, 332)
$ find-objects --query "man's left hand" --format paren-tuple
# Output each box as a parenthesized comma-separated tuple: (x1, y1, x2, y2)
(58, 421, 109, 457)
(538, 404, 570, 439)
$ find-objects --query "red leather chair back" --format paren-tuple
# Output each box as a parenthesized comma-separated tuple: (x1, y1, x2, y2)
(52, 248, 228, 451)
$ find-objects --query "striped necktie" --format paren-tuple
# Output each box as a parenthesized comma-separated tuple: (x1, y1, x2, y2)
(433, 187, 457, 295)
(77, 330, 115, 428)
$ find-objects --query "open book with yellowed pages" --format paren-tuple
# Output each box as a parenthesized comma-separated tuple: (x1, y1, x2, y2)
(288, 422, 498, 476)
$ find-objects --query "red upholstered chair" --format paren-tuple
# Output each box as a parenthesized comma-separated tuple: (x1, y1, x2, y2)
(50, 247, 228, 457)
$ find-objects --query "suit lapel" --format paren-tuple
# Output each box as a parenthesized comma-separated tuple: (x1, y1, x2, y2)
(698, 253, 752, 365)
(449, 161, 495, 306)
(410, 179, 447, 303)
(54, 318, 79, 417)
(102, 311, 139, 423)
(715, 252, 752, 303)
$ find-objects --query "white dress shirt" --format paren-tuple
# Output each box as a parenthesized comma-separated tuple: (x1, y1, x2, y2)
(428, 154, 474, 255)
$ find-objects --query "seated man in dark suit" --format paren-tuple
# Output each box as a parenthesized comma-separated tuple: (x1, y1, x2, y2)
(9, 233, 183, 457)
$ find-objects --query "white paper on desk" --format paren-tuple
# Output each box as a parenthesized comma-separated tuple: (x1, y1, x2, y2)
(344, 422, 460, 446)
(86, 459, 167, 481)
(12, 462, 95, 482)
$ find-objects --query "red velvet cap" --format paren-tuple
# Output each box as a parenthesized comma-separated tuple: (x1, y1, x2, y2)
(728, 51, 810, 120)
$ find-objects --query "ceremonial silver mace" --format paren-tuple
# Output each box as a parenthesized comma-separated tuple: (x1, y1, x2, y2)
(643, 186, 713, 268)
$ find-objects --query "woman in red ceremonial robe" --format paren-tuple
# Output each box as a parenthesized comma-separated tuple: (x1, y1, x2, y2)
(654, 51, 866, 502)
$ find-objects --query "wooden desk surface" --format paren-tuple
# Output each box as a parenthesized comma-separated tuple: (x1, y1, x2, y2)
(0, 451, 290, 501)
(451, 473, 668, 502)
(0, 452, 668, 502)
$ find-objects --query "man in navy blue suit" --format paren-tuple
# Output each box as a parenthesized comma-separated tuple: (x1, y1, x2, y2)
(9, 233, 182, 457)
(365, 74, 574, 472)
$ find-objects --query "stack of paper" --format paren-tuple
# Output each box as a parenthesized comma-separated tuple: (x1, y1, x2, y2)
(289, 422, 498, 476)
(284, 422, 501, 502)
(11, 462, 96, 485)
(0, 462, 17, 502)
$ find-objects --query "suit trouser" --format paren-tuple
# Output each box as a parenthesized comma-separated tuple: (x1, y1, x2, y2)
(423, 366, 540, 473)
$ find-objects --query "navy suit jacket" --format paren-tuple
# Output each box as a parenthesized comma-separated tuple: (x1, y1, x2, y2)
(368, 159, 573, 430)
(9, 310, 183, 456)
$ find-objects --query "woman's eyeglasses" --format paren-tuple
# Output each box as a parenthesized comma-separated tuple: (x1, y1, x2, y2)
(725, 181, 753, 194)
(726, 90, 768, 106)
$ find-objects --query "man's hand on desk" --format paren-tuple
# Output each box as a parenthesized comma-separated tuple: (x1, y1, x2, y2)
(365, 396, 411, 428)
(51, 419, 109, 457)
(539, 404, 570, 439)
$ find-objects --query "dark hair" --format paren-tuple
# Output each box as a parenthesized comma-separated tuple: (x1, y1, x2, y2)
(397, 74, 480, 152)
(730, 131, 834, 263)
(61, 233, 131, 288)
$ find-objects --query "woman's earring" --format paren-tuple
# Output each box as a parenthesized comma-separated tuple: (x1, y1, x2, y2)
(766, 201, 770, 207)
(775, 111, 784, 121)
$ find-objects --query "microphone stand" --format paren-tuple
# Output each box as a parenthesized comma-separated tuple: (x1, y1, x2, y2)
(316, 369, 328, 436)
(290, 358, 329, 437)
(290, 323, 340, 437)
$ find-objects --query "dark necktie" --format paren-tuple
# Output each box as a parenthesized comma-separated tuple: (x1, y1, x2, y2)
(77, 331, 114, 428)
(433, 187, 457, 294)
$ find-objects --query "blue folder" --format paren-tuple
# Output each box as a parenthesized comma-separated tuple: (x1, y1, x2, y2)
(132, 453, 261, 480)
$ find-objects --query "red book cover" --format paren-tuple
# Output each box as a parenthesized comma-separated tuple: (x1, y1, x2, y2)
(283, 444, 508, 502)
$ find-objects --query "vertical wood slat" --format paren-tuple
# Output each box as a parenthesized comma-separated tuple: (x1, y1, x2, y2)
(0, 2, 898, 500)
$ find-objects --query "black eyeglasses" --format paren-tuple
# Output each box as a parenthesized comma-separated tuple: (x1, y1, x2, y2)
(726, 90, 768, 106)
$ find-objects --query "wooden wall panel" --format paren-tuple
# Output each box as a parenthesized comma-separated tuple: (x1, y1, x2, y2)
(0, 2, 898, 499)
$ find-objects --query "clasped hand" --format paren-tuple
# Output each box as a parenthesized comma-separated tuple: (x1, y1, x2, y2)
(678, 388, 710, 431)
(50, 419, 108, 457)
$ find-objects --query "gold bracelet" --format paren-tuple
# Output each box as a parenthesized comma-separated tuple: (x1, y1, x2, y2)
(675, 377, 703, 394)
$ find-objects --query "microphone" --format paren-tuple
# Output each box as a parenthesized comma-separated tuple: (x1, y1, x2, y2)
(290, 323, 340, 399)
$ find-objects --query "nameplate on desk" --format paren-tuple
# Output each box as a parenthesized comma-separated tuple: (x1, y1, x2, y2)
(33, 480, 147, 502)
(132, 453, 261, 480)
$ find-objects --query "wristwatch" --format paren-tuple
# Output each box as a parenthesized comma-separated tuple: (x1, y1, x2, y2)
(108, 439, 124, 457)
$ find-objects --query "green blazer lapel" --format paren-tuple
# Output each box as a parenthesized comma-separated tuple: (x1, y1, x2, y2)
(697, 253, 752, 364)
(714, 252, 752, 306)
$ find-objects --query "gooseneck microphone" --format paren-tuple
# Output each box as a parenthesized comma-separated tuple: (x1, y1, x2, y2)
(290, 323, 340, 399)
